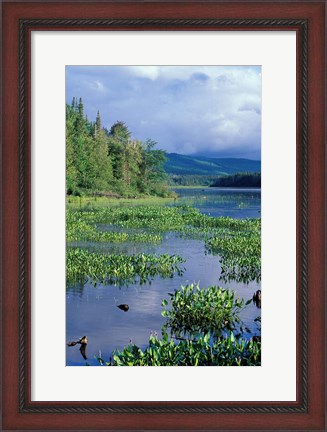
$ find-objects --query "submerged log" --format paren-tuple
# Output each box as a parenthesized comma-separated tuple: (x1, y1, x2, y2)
(67, 341, 78, 347)
(67, 335, 88, 347)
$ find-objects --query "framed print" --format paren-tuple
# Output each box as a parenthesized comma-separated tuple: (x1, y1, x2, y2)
(1, 1, 325, 431)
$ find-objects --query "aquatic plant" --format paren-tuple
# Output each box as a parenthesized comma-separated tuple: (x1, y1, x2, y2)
(66, 211, 162, 243)
(67, 205, 260, 243)
(94, 281, 260, 366)
(207, 232, 261, 283)
(66, 205, 261, 287)
(73, 205, 198, 232)
(98, 331, 261, 366)
(66, 213, 96, 241)
(66, 248, 185, 286)
(161, 283, 251, 337)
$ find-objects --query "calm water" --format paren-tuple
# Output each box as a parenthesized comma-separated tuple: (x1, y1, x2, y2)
(171, 187, 261, 218)
(66, 188, 261, 366)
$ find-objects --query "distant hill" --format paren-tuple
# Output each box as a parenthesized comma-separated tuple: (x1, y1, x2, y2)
(164, 153, 261, 176)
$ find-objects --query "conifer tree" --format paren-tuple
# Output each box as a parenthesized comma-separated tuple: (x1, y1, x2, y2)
(95, 110, 101, 134)
(66, 99, 170, 197)
(93, 111, 113, 190)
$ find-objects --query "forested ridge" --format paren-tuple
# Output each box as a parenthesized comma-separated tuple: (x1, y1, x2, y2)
(165, 153, 261, 187)
(164, 153, 261, 175)
(211, 172, 261, 188)
(66, 97, 169, 197)
(169, 175, 219, 187)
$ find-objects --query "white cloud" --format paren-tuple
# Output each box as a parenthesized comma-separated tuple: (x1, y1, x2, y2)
(90, 80, 106, 92)
(66, 65, 261, 159)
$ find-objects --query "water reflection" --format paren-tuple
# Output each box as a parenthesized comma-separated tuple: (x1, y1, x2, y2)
(218, 267, 261, 284)
(79, 344, 87, 360)
(67, 336, 88, 360)
(66, 281, 85, 297)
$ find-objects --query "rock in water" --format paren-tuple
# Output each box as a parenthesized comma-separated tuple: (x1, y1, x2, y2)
(117, 304, 129, 312)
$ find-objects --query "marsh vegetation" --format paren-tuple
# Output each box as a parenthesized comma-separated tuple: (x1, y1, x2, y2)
(66, 188, 261, 366)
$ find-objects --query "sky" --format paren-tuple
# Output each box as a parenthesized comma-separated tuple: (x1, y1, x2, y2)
(66, 65, 261, 160)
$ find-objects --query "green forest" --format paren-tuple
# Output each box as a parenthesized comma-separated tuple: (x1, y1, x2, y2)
(211, 172, 261, 188)
(66, 97, 170, 198)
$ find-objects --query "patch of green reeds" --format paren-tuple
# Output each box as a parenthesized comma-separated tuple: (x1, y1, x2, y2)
(67, 205, 261, 283)
(66, 211, 162, 243)
(67, 205, 260, 241)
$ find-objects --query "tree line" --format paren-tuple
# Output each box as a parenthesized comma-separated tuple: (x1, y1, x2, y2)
(210, 172, 261, 188)
(66, 97, 169, 197)
(168, 173, 261, 187)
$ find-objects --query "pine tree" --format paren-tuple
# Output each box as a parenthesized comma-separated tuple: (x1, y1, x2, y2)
(66, 103, 78, 194)
(66, 99, 170, 197)
(95, 110, 101, 134)
(93, 111, 113, 190)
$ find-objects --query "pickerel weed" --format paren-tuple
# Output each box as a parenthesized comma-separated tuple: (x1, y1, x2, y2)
(66, 248, 185, 286)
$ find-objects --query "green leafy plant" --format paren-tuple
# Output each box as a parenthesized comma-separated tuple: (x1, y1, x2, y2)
(66, 210, 162, 243)
(207, 232, 261, 283)
(161, 283, 251, 337)
(66, 248, 185, 286)
(98, 331, 261, 366)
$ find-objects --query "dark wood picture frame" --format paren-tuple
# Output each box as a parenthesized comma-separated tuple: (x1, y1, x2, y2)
(1, 1, 325, 430)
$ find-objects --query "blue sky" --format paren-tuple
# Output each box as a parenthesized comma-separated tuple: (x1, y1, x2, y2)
(66, 65, 261, 159)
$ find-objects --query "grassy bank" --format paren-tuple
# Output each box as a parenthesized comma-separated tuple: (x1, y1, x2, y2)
(66, 194, 176, 210)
